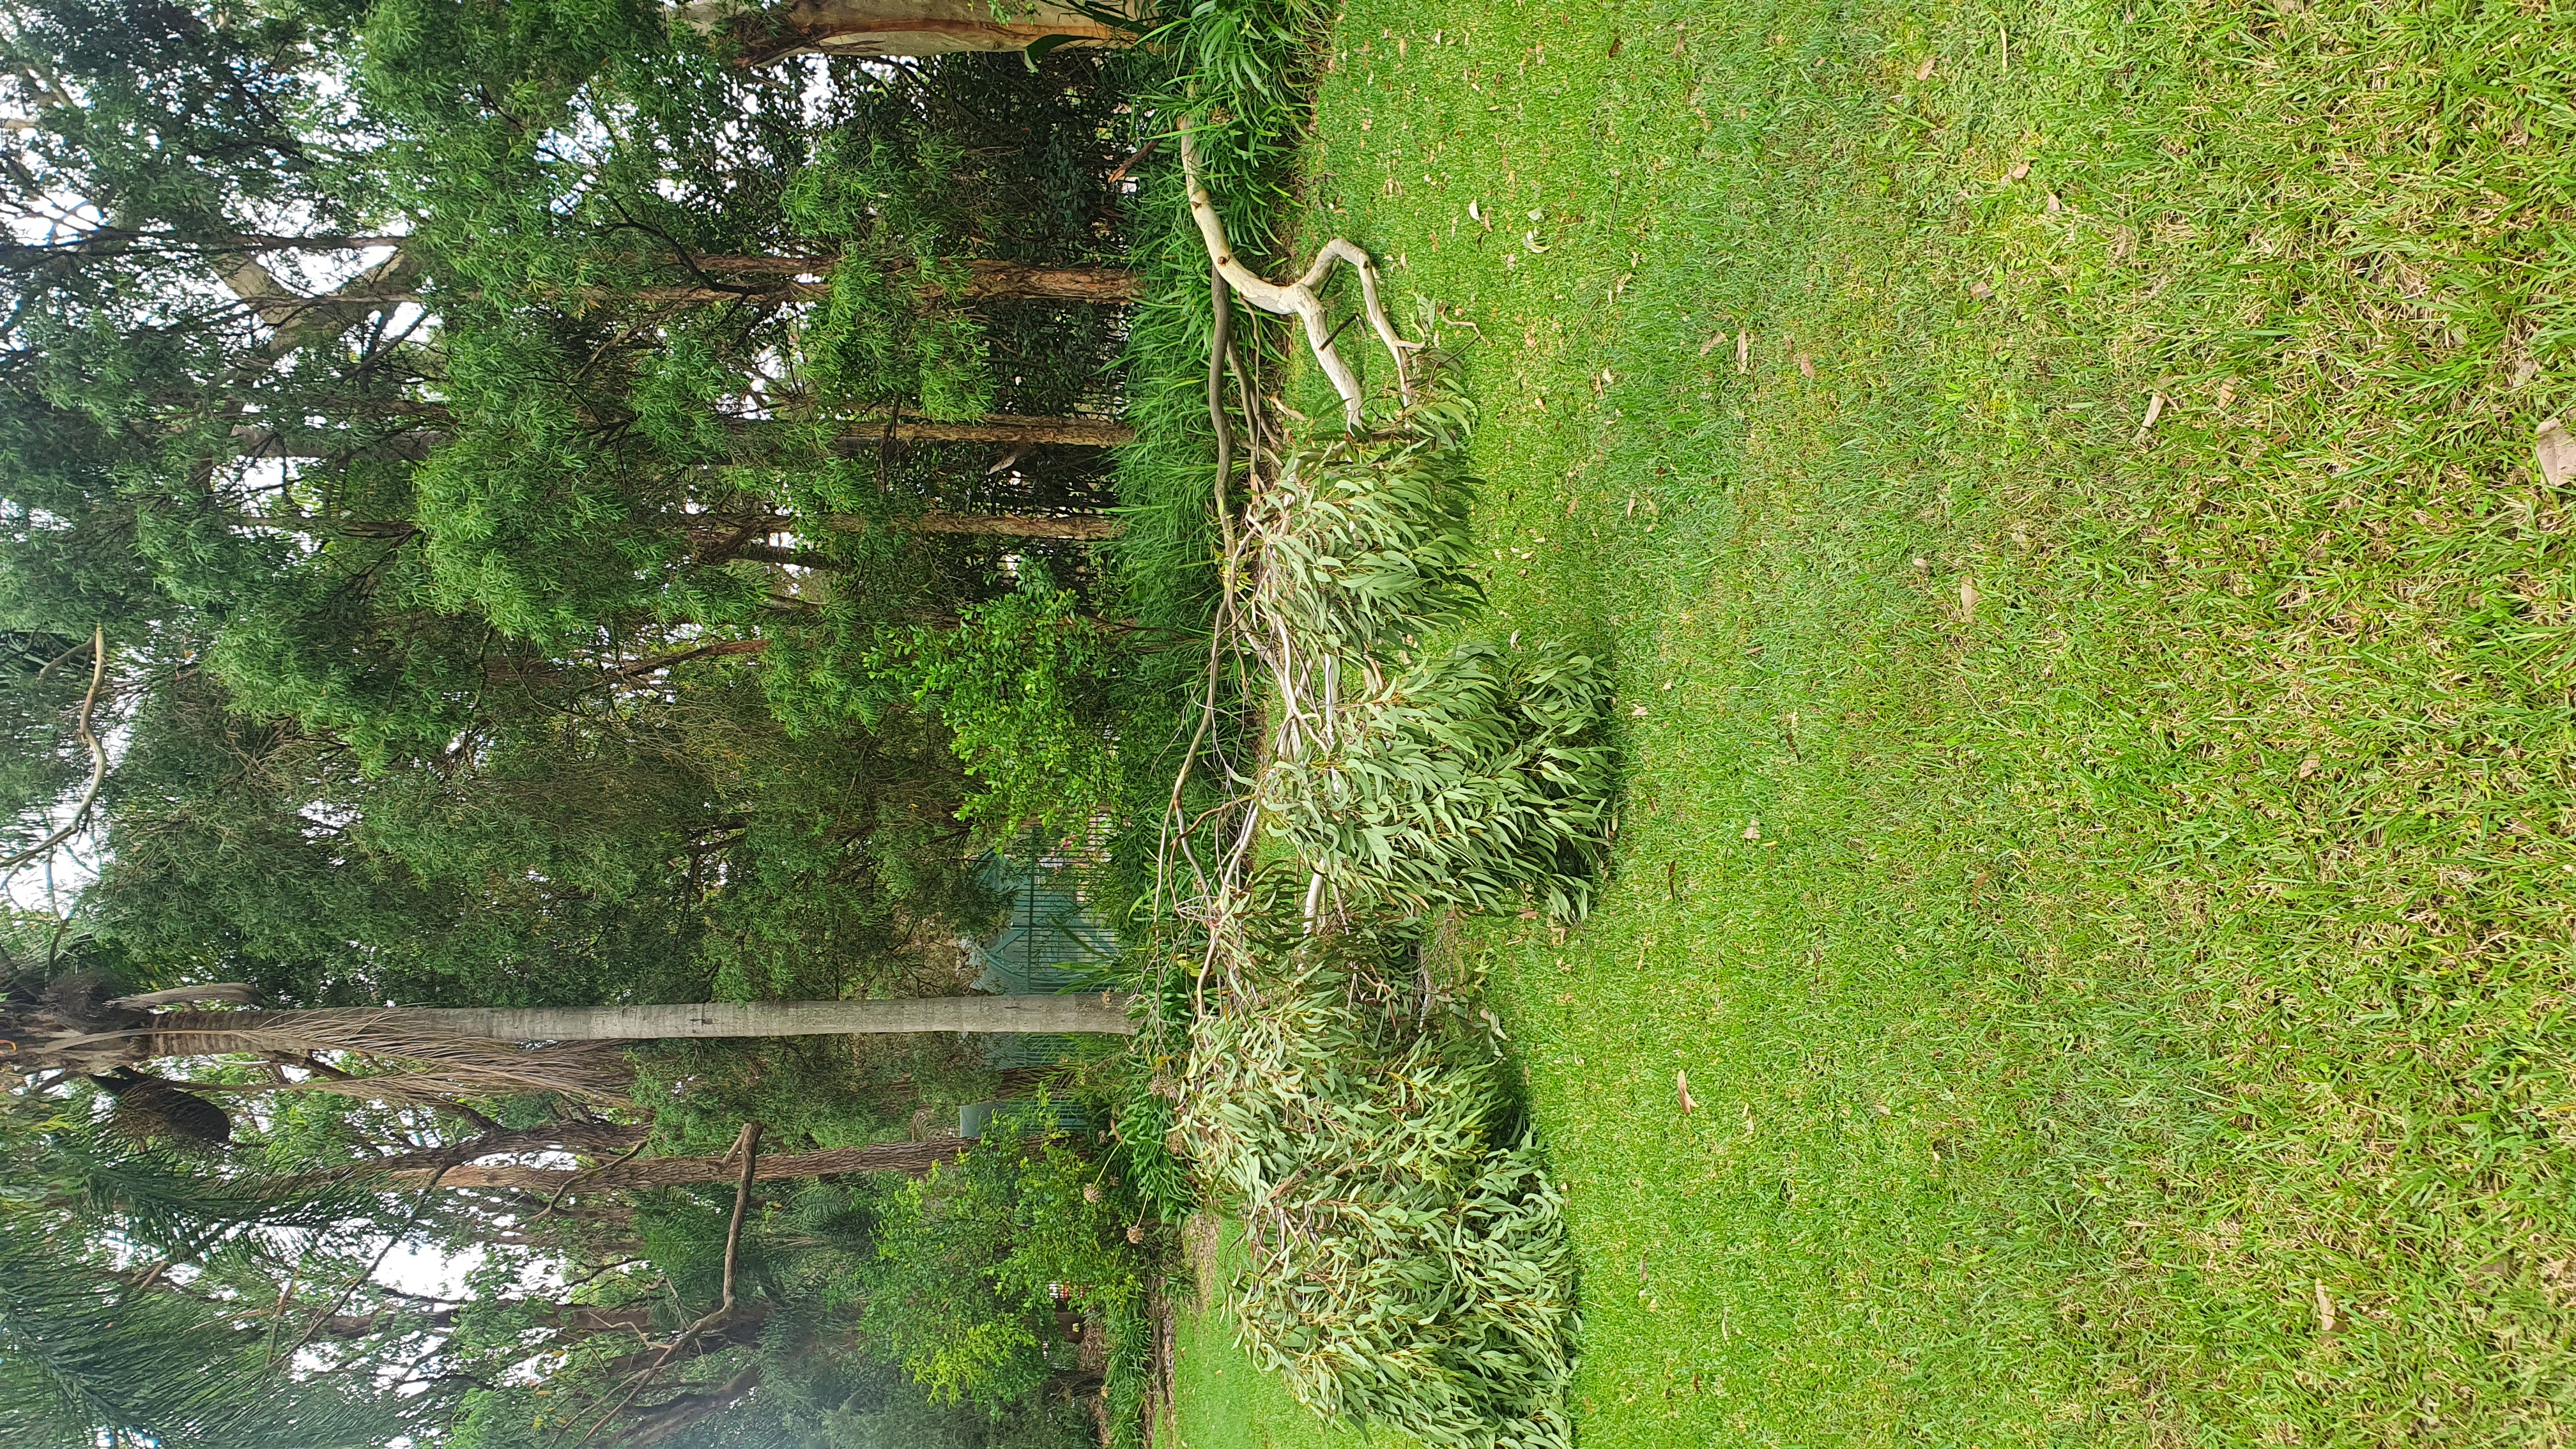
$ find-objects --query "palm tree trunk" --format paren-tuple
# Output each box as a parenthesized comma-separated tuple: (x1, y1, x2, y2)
(391, 1138, 967, 1191)
(403, 995, 1133, 1041)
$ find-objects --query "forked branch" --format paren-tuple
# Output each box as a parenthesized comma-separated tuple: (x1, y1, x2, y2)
(1179, 125, 1419, 429)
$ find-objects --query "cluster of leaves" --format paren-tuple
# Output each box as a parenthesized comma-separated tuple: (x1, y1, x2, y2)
(1261, 641, 1613, 921)
(866, 572, 1126, 847)
(1250, 358, 1615, 921)
(1179, 928, 1575, 1449)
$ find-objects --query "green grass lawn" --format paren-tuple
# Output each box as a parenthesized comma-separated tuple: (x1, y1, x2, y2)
(1194, 0, 2576, 1443)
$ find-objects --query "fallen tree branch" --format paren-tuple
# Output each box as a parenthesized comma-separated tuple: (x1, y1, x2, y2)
(1179, 124, 1418, 429)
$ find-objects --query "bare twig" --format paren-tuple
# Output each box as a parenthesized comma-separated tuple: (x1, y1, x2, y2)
(564, 1124, 760, 1449)
(1, 627, 107, 874)
(273, 1167, 450, 1368)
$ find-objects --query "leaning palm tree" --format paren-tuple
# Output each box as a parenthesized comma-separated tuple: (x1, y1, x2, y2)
(3, 974, 1131, 1105)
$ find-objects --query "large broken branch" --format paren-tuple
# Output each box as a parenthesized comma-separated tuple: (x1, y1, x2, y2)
(1179, 125, 1418, 430)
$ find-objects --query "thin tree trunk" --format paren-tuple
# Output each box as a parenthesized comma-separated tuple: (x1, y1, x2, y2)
(388, 1138, 968, 1191)
(289, 259, 1139, 310)
(240, 509, 1119, 544)
(233, 411, 1133, 463)
(685, 0, 1139, 63)
(617, 260, 1142, 305)
(801, 413, 1133, 448)
(835, 511, 1119, 542)
(355, 1119, 650, 1178)
(400, 995, 1133, 1041)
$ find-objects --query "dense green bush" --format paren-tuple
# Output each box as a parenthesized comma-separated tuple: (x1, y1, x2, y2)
(854, 1112, 1153, 1416)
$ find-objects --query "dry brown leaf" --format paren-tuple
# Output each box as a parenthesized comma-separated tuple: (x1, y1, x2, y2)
(2216, 379, 2237, 410)
(1959, 578, 1981, 620)
(2297, 756, 2320, 779)
(1741, 818, 1760, 841)
(1698, 331, 1727, 356)
(1676, 1070, 1699, 1114)
(1968, 279, 1994, 300)
(1736, 331, 1751, 374)
(2315, 1281, 2336, 1333)
(2538, 417, 2576, 490)
(2135, 391, 2166, 442)
(2006, 160, 2030, 181)
(2045, 192, 2062, 213)
(1797, 353, 1815, 379)
(1915, 55, 1936, 80)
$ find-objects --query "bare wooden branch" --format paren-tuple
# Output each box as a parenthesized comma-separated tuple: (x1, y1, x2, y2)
(1179, 125, 1418, 429)
(0, 627, 107, 875)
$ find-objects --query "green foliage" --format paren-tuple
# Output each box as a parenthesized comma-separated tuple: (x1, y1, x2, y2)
(1180, 938, 1575, 1449)
(1248, 361, 1614, 921)
(857, 1116, 1150, 1413)
(869, 577, 1123, 846)
(806, 254, 995, 422)
(0, 1232, 405, 1449)
(1246, 427, 1483, 657)
(1262, 641, 1613, 921)
(789, 134, 995, 420)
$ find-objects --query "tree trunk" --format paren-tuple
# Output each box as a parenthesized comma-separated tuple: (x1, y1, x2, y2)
(234, 411, 1133, 464)
(398, 995, 1133, 1041)
(839, 511, 1119, 542)
(622, 260, 1142, 305)
(316, 259, 1142, 310)
(353, 1119, 650, 1178)
(390, 1138, 968, 1191)
(3, 994, 1131, 1078)
(801, 413, 1133, 448)
(685, 0, 1140, 63)
(241, 509, 1119, 544)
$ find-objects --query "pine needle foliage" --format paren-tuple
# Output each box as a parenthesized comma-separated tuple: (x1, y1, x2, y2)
(0, 1231, 404, 1449)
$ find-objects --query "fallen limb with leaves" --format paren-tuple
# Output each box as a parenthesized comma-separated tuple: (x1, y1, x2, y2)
(1149, 328, 1606, 1446)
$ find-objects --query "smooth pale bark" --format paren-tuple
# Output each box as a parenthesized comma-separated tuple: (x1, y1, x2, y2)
(8, 994, 1130, 1077)
(391, 1138, 967, 1190)
(686, 0, 1140, 62)
(404, 995, 1134, 1041)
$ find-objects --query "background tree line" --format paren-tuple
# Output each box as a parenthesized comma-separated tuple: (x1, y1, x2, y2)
(0, 0, 1211, 1443)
